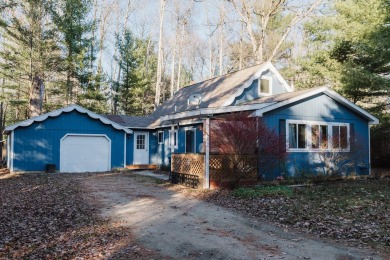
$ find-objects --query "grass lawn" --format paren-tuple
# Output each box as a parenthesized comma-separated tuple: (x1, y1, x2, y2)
(0, 172, 157, 259)
(198, 179, 390, 255)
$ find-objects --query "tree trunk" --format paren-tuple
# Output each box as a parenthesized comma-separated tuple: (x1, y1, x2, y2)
(29, 74, 44, 117)
(176, 23, 185, 92)
(170, 37, 177, 98)
(154, 0, 166, 108)
(239, 23, 243, 70)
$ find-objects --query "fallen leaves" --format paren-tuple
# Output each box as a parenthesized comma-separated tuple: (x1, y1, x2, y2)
(195, 180, 390, 255)
(0, 172, 158, 259)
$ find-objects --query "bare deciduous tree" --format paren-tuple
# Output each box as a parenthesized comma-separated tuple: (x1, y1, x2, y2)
(228, 0, 323, 63)
(154, 0, 166, 108)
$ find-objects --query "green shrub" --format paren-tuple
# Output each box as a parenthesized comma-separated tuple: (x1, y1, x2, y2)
(233, 185, 293, 199)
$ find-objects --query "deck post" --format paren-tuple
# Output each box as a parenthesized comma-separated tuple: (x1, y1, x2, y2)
(204, 117, 210, 189)
(171, 124, 175, 154)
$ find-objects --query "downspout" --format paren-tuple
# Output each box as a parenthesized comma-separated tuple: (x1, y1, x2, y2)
(170, 123, 175, 173)
(204, 117, 210, 189)
(124, 132, 127, 167)
(10, 130, 14, 172)
(170, 124, 175, 154)
(6, 134, 10, 169)
(368, 122, 371, 176)
(256, 117, 260, 179)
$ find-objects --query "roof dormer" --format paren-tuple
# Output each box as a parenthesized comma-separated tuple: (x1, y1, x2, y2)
(223, 62, 292, 106)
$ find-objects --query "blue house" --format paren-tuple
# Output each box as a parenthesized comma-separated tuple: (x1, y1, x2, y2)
(4, 62, 379, 187)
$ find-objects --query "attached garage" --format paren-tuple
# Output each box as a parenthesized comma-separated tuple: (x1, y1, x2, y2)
(60, 134, 111, 173)
(4, 105, 132, 173)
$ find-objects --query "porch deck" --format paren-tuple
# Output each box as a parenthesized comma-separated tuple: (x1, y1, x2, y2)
(126, 164, 157, 170)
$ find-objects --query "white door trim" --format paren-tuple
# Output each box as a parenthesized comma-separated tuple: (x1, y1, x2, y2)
(60, 133, 111, 172)
(133, 131, 149, 164)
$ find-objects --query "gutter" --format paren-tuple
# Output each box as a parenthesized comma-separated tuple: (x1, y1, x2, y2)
(160, 103, 275, 121)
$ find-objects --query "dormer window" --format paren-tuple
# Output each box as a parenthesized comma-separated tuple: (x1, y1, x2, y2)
(259, 76, 272, 95)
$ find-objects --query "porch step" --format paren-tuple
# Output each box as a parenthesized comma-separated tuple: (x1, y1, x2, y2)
(0, 168, 10, 175)
(126, 164, 157, 170)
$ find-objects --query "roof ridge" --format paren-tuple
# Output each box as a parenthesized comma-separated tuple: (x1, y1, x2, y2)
(180, 63, 264, 90)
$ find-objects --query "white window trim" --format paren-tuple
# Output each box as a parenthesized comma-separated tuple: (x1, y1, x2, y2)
(286, 120, 350, 153)
(185, 128, 196, 153)
(157, 131, 164, 144)
(169, 129, 178, 149)
(258, 75, 272, 96)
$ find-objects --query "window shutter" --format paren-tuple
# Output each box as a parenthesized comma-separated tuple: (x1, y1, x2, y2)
(279, 119, 286, 152)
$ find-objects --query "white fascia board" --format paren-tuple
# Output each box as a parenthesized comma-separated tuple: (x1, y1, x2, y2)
(252, 87, 379, 125)
(4, 104, 133, 134)
(160, 102, 275, 121)
(221, 62, 292, 107)
(126, 126, 155, 130)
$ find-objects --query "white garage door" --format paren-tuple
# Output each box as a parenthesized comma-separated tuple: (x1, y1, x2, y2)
(60, 135, 111, 173)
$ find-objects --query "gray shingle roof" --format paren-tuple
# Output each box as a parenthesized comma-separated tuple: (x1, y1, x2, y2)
(100, 114, 157, 128)
(102, 63, 265, 128)
(101, 87, 323, 128)
(149, 63, 265, 117)
(101, 66, 327, 128)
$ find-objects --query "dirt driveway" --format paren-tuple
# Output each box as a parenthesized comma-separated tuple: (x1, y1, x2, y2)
(82, 173, 381, 259)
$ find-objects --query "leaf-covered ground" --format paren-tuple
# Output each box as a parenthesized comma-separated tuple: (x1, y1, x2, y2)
(0, 173, 159, 259)
(194, 180, 390, 255)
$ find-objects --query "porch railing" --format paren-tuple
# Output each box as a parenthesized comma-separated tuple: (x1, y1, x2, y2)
(209, 154, 258, 181)
(171, 153, 205, 178)
(171, 153, 258, 188)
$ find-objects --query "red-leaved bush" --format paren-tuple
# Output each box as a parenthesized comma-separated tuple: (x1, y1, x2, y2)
(210, 112, 285, 187)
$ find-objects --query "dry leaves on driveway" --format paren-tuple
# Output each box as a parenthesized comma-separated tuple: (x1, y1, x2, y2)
(0, 172, 158, 259)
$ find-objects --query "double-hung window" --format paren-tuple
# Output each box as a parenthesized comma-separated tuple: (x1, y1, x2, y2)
(311, 124, 328, 149)
(286, 120, 349, 152)
(258, 76, 272, 95)
(169, 130, 178, 149)
(332, 125, 349, 150)
(288, 123, 307, 149)
(157, 131, 164, 144)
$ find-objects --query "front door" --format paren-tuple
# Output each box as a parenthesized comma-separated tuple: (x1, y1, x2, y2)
(133, 132, 149, 164)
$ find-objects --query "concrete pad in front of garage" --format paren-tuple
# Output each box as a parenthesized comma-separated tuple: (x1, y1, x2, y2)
(133, 170, 169, 181)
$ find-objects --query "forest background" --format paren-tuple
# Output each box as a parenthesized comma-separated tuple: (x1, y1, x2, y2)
(0, 0, 389, 145)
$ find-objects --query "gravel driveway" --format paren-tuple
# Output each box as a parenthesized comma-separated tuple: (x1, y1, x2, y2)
(82, 173, 382, 259)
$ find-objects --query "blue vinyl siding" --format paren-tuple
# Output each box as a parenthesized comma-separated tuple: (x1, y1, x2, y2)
(126, 134, 134, 165)
(233, 70, 287, 105)
(12, 111, 126, 172)
(149, 131, 158, 164)
(261, 93, 370, 180)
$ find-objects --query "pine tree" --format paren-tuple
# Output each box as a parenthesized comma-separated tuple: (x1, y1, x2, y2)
(114, 30, 157, 115)
(0, 0, 62, 122)
(50, 0, 106, 113)
(296, 0, 390, 119)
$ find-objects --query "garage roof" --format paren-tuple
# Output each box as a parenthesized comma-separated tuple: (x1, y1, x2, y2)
(4, 105, 133, 134)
